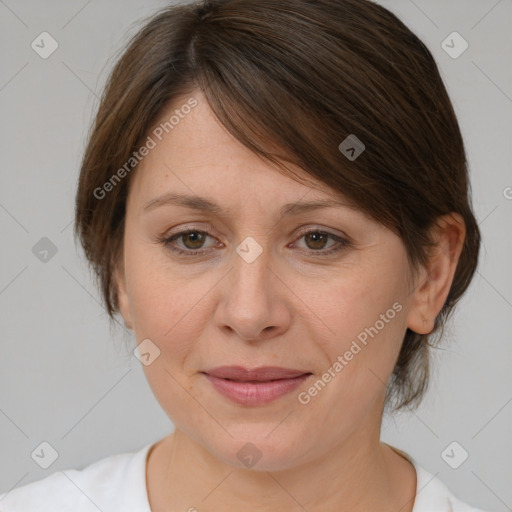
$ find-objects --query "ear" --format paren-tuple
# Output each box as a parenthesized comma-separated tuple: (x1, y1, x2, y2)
(114, 261, 134, 330)
(406, 213, 466, 335)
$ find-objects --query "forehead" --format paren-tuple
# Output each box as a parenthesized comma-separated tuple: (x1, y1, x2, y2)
(128, 91, 351, 212)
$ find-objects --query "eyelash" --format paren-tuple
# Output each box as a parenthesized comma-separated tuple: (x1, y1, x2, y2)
(157, 227, 351, 257)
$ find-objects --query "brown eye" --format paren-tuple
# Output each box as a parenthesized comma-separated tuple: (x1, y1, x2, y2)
(304, 232, 330, 250)
(293, 229, 351, 256)
(180, 231, 207, 250)
(159, 227, 350, 258)
(160, 229, 220, 255)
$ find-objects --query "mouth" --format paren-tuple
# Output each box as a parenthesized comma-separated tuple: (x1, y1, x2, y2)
(200, 366, 313, 406)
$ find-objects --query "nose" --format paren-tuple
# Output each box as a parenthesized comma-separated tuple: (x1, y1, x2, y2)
(213, 240, 291, 342)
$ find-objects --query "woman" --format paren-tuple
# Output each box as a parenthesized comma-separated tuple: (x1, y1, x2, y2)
(0, 0, 486, 510)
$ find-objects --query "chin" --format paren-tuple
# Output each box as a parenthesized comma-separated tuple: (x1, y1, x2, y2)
(206, 426, 313, 472)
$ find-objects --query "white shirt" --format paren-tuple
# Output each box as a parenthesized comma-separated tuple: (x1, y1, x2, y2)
(0, 442, 487, 511)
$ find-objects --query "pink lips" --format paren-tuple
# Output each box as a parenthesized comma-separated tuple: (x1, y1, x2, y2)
(202, 366, 312, 406)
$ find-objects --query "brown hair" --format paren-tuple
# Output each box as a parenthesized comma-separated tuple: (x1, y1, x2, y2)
(74, 0, 480, 411)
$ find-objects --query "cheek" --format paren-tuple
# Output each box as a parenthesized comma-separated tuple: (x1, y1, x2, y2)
(310, 264, 407, 350)
(303, 254, 409, 394)
(294, 276, 407, 440)
(125, 256, 214, 425)
(123, 239, 208, 356)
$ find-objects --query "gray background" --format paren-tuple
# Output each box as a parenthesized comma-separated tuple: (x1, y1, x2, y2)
(0, 0, 511, 510)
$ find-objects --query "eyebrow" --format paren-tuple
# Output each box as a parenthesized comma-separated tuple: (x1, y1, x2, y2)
(142, 192, 349, 217)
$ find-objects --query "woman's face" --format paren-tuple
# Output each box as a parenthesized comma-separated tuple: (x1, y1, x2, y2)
(116, 90, 420, 470)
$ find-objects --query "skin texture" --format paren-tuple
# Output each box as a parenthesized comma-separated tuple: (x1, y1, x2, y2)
(115, 90, 465, 511)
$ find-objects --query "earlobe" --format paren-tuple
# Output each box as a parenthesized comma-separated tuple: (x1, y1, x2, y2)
(114, 264, 134, 330)
(406, 213, 466, 335)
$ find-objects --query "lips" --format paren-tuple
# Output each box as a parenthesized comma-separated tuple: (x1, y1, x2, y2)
(201, 366, 312, 406)
(203, 366, 310, 381)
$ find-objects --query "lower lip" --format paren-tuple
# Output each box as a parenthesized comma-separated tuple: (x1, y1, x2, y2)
(204, 373, 311, 406)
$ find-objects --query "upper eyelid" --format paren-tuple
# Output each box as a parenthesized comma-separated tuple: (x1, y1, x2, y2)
(168, 225, 346, 240)
(166, 226, 349, 248)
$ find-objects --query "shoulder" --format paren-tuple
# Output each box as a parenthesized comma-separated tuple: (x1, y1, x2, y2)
(0, 443, 153, 512)
(411, 458, 488, 512)
(387, 444, 489, 512)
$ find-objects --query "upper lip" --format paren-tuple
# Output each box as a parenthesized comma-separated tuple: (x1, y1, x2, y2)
(202, 366, 311, 382)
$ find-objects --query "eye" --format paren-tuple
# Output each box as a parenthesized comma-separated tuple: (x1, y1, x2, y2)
(159, 228, 221, 255)
(291, 228, 351, 256)
(158, 227, 351, 257)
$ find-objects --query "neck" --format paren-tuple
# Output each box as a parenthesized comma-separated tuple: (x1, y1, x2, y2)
(147, 425, 417, 511)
